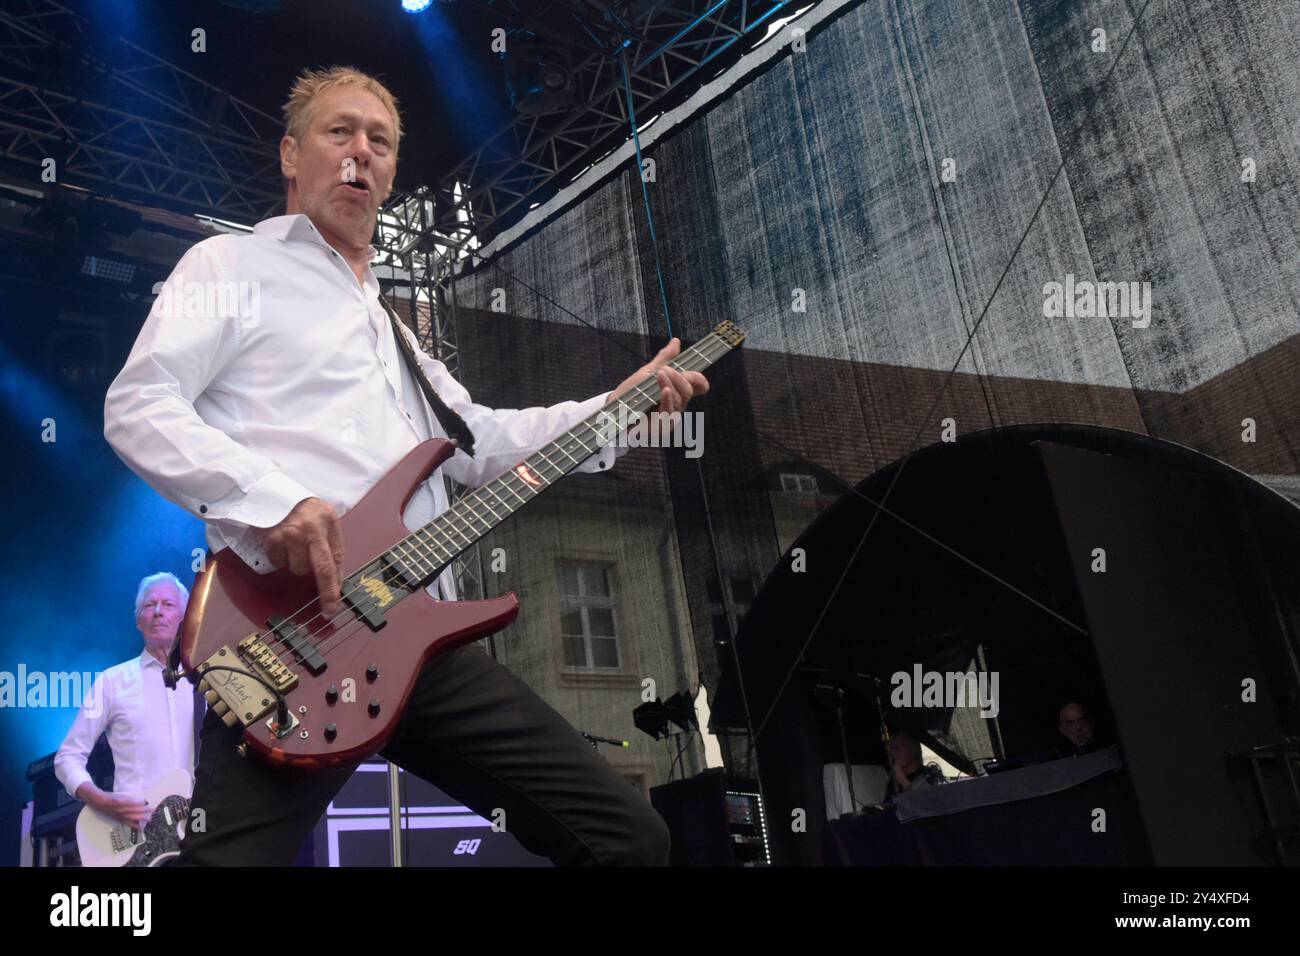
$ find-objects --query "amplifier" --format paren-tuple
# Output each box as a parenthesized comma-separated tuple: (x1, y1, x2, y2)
(651, 769, 771, 866)
(26, 734, 114, 824)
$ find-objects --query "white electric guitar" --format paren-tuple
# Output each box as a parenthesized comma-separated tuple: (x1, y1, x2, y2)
(74, 769, 193, 867)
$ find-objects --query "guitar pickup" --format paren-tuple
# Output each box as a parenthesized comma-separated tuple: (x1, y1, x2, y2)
(265, 614, 327, 675)
(343, 563, 410, 629)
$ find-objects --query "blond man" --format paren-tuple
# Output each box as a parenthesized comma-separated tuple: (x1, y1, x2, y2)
(105, 66, 706, 865)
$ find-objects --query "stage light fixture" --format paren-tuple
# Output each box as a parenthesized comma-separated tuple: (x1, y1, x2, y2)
(633, 700, 671, 740)
(402, 0, 434, 12)
(504, 43, 575, 116)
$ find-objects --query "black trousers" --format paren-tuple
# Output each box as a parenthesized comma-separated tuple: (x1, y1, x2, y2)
(176, 643, 670, 866)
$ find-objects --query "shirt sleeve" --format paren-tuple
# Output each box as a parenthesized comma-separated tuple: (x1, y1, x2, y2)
(397, 325, 630, 489)
(103, 238, 316, 548)
(54, 672, 110, 800)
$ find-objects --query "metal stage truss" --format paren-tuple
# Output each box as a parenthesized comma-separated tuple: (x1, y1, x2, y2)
(0, 0, 820, 609)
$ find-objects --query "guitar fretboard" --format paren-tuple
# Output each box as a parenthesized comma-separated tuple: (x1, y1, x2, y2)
(381, 321, 744, 587)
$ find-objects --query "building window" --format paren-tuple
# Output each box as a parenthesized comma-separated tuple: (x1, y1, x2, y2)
(779, 472, 818, 494)
(558, 562, 621, 670)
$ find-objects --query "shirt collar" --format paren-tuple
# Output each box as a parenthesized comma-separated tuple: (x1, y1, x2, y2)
(138, 647, 166, 670)
(254, 213, 378, 263)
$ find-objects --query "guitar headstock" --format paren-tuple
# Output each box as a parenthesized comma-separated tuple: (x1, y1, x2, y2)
(713, 320, 746, 348)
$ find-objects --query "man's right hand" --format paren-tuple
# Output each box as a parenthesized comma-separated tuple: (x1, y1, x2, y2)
(256, 498, 345, 615)
(96, 793, 153, 828)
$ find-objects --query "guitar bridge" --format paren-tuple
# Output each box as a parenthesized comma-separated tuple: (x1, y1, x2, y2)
(195, 639, 299, 729)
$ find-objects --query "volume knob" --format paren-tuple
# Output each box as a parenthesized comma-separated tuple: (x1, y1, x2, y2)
(368, 699, 381, 717)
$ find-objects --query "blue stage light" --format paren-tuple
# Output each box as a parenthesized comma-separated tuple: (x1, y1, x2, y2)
(402, 0, 434, 13)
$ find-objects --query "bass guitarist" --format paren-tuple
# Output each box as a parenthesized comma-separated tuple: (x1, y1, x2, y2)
(102, 66, 708, 867)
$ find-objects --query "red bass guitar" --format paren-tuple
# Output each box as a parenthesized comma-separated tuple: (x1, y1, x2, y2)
(180, 322, 744, 769)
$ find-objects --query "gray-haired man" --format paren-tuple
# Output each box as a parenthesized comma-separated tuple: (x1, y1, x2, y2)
(55, 573, 196, 827)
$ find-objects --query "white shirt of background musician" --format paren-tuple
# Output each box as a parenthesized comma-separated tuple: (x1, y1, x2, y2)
(54, 650, 195, 800)
(103, 214, 624, 601)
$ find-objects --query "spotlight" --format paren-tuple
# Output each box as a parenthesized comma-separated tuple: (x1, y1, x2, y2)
(633, 689, 699, 740)
(504, 42, 575, 115)
(402, 0, 433, 12)
(80, 255, 136, 284)
(663, 691, 700, 733)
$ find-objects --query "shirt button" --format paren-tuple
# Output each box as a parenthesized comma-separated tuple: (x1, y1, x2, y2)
(199, 504, 208, 514)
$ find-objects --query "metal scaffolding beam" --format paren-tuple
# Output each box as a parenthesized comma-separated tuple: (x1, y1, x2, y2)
(0, 0, 284, 221)
(433, 0, 813, 239)
(374, 186, 490, 608)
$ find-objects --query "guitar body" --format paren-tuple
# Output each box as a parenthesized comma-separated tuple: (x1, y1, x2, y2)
(75, 769, 193, 867)
(179, 438, 520, 770)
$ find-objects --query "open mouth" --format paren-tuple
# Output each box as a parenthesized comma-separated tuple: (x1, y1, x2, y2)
(341, 177, 370, 194)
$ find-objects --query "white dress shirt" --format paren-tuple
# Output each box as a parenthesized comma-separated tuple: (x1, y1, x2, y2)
(54, 649, 196, 800)
(104, 213, 624, 599)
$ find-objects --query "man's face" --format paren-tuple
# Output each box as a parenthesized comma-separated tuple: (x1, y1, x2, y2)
(280, 85, 397, 247)
(886, 736, 921, 775)
(136, 582, 184, 653)
(1059, 704, 1094, 748)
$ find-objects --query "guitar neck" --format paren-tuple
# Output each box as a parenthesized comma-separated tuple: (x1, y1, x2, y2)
(382, 321, 745, 586)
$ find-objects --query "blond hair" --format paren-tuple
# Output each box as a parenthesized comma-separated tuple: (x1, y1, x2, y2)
(281, 66, 403, 156)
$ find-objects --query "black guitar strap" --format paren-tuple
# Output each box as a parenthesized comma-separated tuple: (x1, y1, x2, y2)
(191, 682, 206, 762)
(376, 294, 477, 458)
